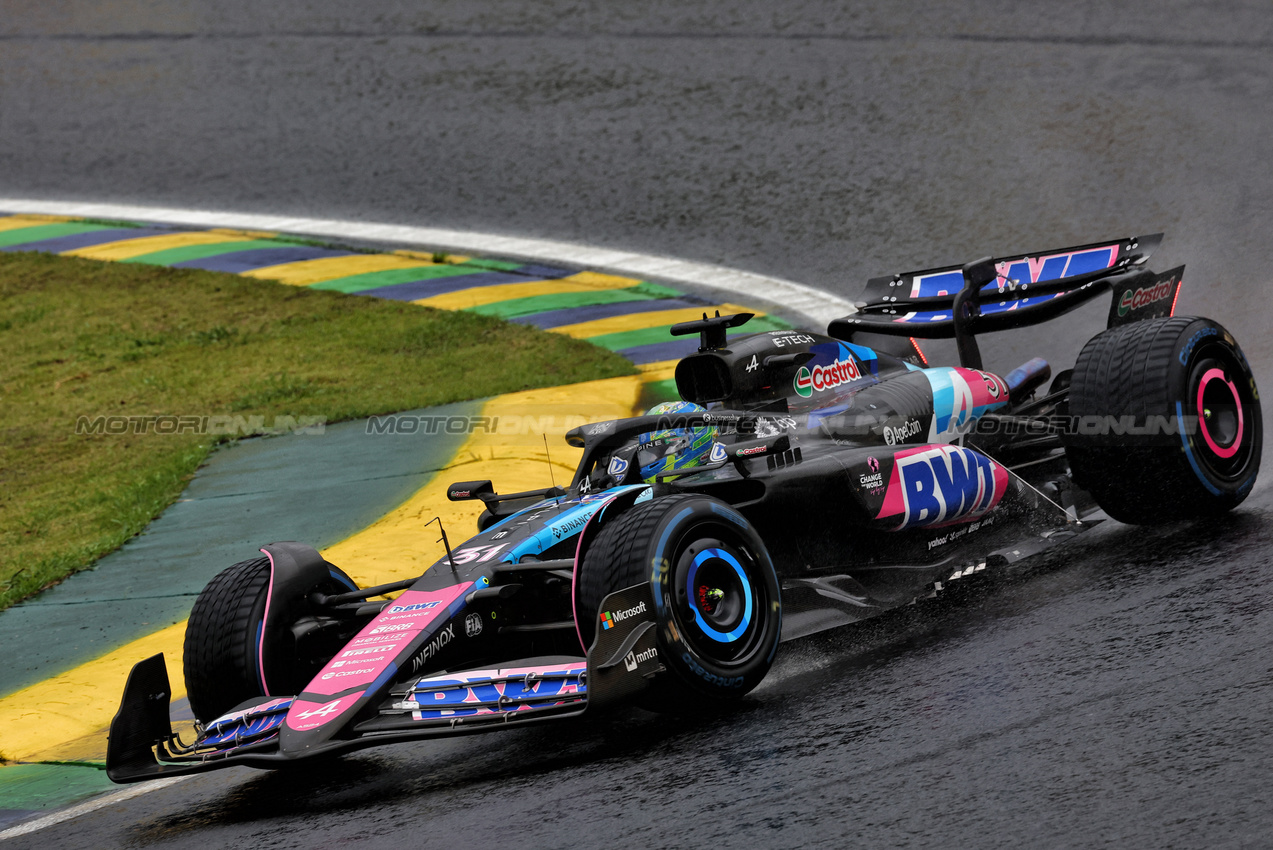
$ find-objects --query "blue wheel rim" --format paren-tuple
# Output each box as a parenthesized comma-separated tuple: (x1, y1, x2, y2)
(685, 547, 753, 643)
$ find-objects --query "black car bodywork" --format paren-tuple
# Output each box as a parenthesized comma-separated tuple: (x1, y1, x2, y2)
(107, 233, 1261, 782)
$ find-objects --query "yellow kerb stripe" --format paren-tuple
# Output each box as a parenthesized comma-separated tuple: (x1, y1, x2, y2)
(412, 272, 641, 311)
(549, 303, 762, 339)
(242, 253, 440, 286)
(0, 372, 652, 764)
(63, 231, 260, 261)
(0, 214, 73, 233)
(0, 622, 188, 763)
(321, 372, 647, 584)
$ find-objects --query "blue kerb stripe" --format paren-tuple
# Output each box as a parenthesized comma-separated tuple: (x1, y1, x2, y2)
(511, 298, 701, 329)
(1, 227, 169, 254)
(618, 338, 702, 364)
(356, 268, 575, 301)
(174, 246, 354, 272)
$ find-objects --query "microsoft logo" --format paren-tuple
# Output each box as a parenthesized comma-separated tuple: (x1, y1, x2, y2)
(600, 600, 647, 631)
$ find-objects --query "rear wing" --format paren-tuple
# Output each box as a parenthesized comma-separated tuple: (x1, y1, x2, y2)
(829, 233, 1183, 369)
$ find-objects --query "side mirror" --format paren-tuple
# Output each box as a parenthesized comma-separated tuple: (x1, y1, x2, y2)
(447, 480, 494, 502)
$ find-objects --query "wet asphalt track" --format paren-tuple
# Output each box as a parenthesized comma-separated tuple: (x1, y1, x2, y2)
(3, 3, 1273, 847)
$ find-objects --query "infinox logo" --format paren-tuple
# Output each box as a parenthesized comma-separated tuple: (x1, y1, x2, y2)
(601, 599, 647, 630)
(880, 445, 1008, 529)
(794, 357, 861, 398)
(1118, 279, 1174, 317)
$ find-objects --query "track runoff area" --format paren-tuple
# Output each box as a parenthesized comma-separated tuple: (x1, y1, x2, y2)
(0, 200, 852, 836)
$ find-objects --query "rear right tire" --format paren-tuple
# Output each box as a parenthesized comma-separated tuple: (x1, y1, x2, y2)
(1063, 316, 1261, 524)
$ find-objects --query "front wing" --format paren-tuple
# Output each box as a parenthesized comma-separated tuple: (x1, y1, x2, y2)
(106, 583, 660, 783)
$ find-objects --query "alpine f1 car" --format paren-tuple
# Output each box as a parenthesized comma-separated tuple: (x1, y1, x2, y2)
(107, 232, 1262, 783)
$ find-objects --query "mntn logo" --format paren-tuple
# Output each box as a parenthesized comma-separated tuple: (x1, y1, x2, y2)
(895, 446, 1007, 528)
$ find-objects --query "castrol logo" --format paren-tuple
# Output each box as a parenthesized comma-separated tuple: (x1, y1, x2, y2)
(794, 357, 862, 398)
(1117, 280, 1173, 317)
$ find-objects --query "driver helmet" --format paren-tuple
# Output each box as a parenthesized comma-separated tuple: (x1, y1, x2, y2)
(637, 401, 717, 483)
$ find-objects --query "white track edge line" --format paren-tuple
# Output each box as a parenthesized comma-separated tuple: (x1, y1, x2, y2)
(0, 776, 187, 841)
(0, 198, 857, 327)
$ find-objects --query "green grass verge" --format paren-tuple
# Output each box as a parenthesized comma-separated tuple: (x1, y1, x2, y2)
(0, 252, 636, 612)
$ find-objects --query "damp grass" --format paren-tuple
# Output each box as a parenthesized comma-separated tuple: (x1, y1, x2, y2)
(0, 251, 635, 611)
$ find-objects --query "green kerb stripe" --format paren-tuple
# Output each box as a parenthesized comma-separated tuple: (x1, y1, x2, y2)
(121, 239, 298, 266)
(468, 281, 683, 319)
(585, 315, 792, 351)
(0, 223, 115, 249)
(0, 762, 113, 811)
(308, 262, 504, 293)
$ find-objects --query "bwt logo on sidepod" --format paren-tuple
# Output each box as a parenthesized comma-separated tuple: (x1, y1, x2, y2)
(885, 445, 1009, 529)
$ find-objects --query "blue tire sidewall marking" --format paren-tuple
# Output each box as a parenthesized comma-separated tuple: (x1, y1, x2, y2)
(651, 506, 696, 611)
(686, 547, 753, 643)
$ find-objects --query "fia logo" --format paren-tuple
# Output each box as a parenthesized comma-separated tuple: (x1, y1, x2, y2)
(465, 612, 483, 638)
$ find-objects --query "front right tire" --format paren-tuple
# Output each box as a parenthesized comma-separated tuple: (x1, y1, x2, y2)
(578, 494, 782, 709)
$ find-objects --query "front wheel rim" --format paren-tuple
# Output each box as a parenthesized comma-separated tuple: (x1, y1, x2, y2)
(670, 528, 768, 666)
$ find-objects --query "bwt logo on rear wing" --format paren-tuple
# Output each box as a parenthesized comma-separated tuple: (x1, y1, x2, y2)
(833, 234, 1168, 347)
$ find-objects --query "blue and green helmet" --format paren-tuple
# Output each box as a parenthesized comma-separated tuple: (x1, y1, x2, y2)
(637, 401, 718, 482)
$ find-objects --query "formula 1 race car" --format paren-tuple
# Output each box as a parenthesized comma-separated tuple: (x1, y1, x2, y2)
(107, 233, 1262, 782)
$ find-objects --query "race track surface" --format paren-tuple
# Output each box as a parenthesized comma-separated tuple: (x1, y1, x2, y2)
(2, 2, 1272, 847)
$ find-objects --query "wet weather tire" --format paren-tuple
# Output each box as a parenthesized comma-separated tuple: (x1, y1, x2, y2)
(183, 557, 272, 723)
(579, 494, 782, 709)
(184, 557, 358, 723)
(1063, 316, 1261, 524)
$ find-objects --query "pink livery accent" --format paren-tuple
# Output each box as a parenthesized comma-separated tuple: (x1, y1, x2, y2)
(924, 367, 1010, 439)
(875, 444, 1010, 530)
(287, 692, 365, 732)
(257, 549, 277, 695)
(1196, 368, 1244, 459)
(573, 491, 628, 653)
(993, 244, 1119, 288)
(283, 583, 472, 732)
